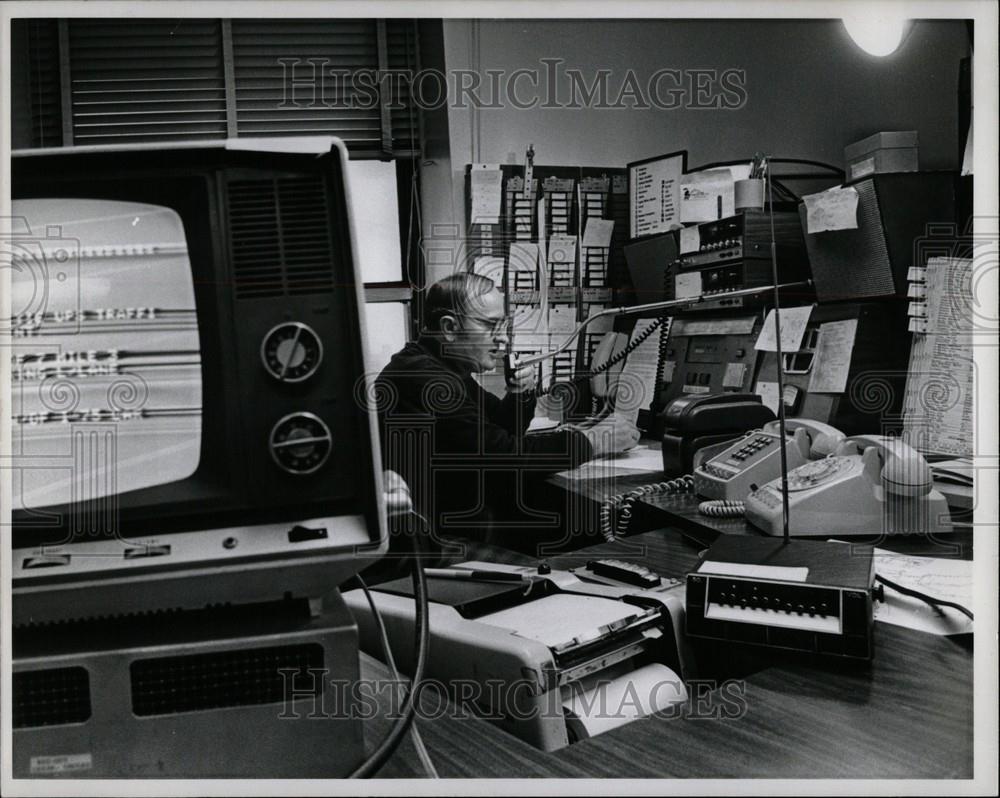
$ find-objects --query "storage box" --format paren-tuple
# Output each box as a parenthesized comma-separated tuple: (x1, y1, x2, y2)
(844, 131, 918, 182)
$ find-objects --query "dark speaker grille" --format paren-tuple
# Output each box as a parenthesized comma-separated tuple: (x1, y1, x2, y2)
(227, 176, 336, 299)
(801, 179, 894, 302)
(131, 643, 325, 716)
(13, 667, 92, 728)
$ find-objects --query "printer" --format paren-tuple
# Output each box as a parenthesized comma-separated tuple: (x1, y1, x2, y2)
(344, 561, 694, 751)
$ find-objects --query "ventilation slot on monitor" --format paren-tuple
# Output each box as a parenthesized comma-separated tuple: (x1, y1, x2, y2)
(13, 667, 92, 728)
(227, 177, 336, 299)
(130, 643, 324, 716)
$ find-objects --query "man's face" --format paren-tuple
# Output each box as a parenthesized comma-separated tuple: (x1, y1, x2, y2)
(444, 288, 510, 373)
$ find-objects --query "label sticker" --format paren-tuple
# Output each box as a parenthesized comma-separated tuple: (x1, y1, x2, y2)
(30, 753, 93, 775)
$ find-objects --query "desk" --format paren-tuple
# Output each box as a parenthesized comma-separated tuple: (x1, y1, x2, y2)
(550, 444, 975, 550)
(359, 525, 974, 779)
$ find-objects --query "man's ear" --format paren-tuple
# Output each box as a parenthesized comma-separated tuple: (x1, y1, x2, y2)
(438, 314, 459, 340)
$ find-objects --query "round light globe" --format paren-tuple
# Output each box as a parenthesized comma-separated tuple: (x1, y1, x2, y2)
(843, 13, 913, 57)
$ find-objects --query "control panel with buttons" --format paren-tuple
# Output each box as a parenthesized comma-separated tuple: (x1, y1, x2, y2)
(701, 576, 844, 635)
(685, 536, 876, 660)
(658, 318, 764, 407)
(694, 427, 810, 501)
(665, 210, 810, 314)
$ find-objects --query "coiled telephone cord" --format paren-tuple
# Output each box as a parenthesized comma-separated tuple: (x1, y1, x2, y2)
(532, 316, 666, 402)
(601, 474, 694, 542)
(697, 499, 746, 518)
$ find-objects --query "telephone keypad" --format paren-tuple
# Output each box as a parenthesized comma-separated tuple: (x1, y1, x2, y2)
(726, 435, 775, 465)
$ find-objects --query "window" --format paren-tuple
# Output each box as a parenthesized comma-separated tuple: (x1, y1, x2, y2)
(348, 159, 415, 370)
(14, 18, 419, 156)
(348, 160, 404, 283)
(363, 302, 410, 373)
(11, 17, 422, 358)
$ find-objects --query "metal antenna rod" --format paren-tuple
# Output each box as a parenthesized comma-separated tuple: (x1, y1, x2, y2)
(764, 160, 792, 544)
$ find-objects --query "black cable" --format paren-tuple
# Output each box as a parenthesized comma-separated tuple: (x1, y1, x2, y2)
(534, 315, 665, 399)
(601, 475, 694, 541)
(356, 574, 438, 778)
(349, 517, 431, 778)
(591, 316, 665, 378)
(875, 574, 974, 621)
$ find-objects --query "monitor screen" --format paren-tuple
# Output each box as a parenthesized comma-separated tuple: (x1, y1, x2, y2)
(11, 198, 202, 512)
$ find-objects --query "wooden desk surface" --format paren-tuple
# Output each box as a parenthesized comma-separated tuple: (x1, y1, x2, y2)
(360, 527, 974, 779)
(551, 448, 976, 552)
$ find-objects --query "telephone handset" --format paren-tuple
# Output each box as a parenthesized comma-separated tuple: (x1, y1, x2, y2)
(693, 418, 846, 501)
(744, 435, 953, 537)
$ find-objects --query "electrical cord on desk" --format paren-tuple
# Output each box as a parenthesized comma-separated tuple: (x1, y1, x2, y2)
(349, 513, 431, 779)
(697, 499, 746, 518)
(355, 574, 438, 779)
(874, 574, 974, 621)
(601, 475, 694, 542)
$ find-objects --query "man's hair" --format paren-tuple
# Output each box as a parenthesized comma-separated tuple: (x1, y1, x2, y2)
(422, 272, 497, 332)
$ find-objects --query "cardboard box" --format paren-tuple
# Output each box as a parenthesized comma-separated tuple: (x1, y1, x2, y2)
(845, 131, 918, 182)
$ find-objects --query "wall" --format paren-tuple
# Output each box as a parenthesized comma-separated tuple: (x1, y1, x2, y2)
(421, 17, 970, 277)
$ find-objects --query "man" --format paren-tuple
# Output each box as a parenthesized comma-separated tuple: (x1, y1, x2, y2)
(374, 272, 639, 555)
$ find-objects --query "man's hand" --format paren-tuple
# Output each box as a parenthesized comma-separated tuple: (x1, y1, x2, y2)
(382, 470, 413, 516)
(579, 415, 641, 458)
(506, 363, 537, 394)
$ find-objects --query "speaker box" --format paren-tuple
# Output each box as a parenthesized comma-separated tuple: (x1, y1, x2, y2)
(800, 172, 957, 302)
(623, 231, 678, 306)
(13, 593, 363, 778)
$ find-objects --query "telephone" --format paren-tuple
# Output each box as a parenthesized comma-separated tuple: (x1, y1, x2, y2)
(661, 392, 776, 476)
(602, 393, 778, 540)
(744, 435, 953, 538)
(693, 418, 845, 501)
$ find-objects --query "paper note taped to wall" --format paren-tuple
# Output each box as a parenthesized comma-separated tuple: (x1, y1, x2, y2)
(802, 186, 859, 233)
(754, 305, 813, 352)
(513, 303, 545, 333)
(755, 380, 780, 414)
(470, 165, 503, 224)
(808, 319, 858, 394)
(675, 271, 702, 299)
(548, 304, 578, 332)
(548, 235, 577, 266)
(582, 218, 615, 249)
(679, 225, 701, 254)
(508, 241, 539, 271)
(472, 256, 505, 284)
(680, 168, 735, 223)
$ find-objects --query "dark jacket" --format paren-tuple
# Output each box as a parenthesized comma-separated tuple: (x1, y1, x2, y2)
(374, 338, 594, 548)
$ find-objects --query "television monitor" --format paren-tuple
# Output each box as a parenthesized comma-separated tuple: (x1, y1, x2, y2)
(8, 138, 387, 624)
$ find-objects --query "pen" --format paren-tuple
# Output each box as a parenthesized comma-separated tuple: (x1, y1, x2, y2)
(423, 568, 529, 583)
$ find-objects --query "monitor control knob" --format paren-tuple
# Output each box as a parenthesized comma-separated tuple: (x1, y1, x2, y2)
(269, 412, 333, 475)
(261, 322, 323, 383)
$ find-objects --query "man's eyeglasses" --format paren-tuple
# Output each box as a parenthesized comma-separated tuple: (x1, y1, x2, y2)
(457, 314, 513, 336)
